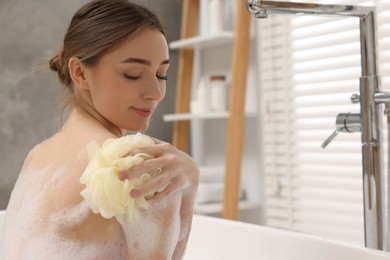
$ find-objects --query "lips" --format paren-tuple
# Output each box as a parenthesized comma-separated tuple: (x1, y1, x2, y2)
(131, 107, 153, 118)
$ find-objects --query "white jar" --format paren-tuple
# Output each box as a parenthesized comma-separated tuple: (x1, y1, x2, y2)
(209, 0, 224, 34)
(209, 75, 227, 112)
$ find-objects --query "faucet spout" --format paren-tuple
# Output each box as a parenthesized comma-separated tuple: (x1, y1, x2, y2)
(247, 0, 388, 252)
(246, 0, 373, 18)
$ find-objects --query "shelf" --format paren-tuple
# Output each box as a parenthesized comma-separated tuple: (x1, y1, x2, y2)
(164, 112, 228, 121)
(169, 31, 235, 50)
(163, 111, 257, 122)
(195, 200, 262, 215)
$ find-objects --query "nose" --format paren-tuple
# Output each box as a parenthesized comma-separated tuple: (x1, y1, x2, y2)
(143, 76, 165, 101)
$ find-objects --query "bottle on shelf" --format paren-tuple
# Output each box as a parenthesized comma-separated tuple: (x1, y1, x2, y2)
(191, 78, 210, 114)
(209, 75, 227, 112)
(209, 0, 224, 34)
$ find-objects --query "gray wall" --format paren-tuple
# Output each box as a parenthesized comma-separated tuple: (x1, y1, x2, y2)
(0, 0, 182, 209)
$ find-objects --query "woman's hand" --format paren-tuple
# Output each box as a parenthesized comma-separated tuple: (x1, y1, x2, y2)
(120, 138, 199, 201)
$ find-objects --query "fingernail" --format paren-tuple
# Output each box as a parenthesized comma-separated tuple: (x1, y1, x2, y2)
(118, 172, 128, 180)
(131, 189, 140, 197)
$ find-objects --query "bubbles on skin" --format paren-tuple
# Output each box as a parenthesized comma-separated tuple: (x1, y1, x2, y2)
(1, 164, 49, 259)
(1, 165, 126, 259)
(0, 133, 186, 260)
(20, 232, 125, 260)
(48, 200, 90, 230)
(118, 193, 182, 259)
(1, 148, 185, 259)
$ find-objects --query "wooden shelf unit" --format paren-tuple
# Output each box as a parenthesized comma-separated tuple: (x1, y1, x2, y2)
(172, 0, 252, 221)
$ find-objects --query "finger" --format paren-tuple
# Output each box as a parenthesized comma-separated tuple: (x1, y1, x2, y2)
(125, 156, 171, 180)
(125, 147, 150, 157)
(118, 172, 128, 180)
(147, 176, 188, 204)
(148, 136, 168, 145)
(132, 142, 173, 158)
(130, 170, 176, 198)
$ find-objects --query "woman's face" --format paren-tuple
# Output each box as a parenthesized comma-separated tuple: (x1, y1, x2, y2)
(83, 28, 169, 132)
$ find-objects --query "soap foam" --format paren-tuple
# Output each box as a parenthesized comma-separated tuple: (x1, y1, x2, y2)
(1, 134, 185, 259)
(0, 165, 127, 259)
(20, 231, 125, 260)
(118, 193, 182, 259)
(1, 164, 48, 258)
(48, 200, 90, 229)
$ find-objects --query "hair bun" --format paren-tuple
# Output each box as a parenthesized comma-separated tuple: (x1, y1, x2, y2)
(49, 48, 72, 86)
(49, 53, 61, 72)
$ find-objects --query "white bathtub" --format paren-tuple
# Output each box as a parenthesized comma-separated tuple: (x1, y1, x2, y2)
(1, 210, 389, 259)
(0, 210, 4, 237)
(185, 215, 390, 260)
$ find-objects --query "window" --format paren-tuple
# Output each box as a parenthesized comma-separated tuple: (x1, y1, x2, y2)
(257, 0, 389, 246)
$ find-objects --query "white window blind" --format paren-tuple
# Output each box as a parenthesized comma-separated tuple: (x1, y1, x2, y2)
(257, 0, 390, 246)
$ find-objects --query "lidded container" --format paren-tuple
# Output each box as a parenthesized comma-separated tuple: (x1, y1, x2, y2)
(209, 75, 227, 112)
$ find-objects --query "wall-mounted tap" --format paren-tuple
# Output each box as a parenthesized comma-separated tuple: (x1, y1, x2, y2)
(247, 0, 390, 252)
(321, 112, 361, 149)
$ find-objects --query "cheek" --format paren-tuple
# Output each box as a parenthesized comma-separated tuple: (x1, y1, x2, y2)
(95, 74, 127, 99)
(160, 84, 167, 100)
(90, 82, 126, 111)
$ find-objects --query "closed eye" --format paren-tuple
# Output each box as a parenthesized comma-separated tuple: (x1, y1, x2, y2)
(157, 75, 168, 81)
(124, 74, 167, 81)
(124, 74, 140, 80)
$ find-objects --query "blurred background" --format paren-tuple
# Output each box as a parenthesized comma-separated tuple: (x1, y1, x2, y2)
(0, 0, 182, 209)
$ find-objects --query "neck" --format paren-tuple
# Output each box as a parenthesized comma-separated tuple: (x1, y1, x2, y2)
(64, 105, 125, 138)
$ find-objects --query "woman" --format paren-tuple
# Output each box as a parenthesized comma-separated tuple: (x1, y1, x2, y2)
(0, 0, 199, 259)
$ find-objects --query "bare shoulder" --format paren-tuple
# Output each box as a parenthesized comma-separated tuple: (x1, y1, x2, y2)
(4, 132, 126, 256)
(46, 130, 119, 204)
(33, 131, 124, 241)
(18, 129, 121, 214)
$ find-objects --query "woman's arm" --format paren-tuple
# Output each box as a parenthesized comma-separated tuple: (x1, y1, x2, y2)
(122, 138, 200, 258)
(171, 186, 198, 260)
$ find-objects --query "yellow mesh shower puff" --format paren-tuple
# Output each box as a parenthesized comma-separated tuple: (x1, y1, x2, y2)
(80, 133, 169, 222)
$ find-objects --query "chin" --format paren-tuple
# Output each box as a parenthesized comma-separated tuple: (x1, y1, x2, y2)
(125, 122, 149, 132)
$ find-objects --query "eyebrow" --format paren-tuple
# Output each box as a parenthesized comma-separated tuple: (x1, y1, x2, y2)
(121, 57, 170, 66)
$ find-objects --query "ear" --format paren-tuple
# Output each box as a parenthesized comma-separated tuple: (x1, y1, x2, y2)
(68, 57, 90, 90)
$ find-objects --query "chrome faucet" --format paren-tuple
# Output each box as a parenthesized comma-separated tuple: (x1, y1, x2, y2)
(246, 0, 390, 252)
